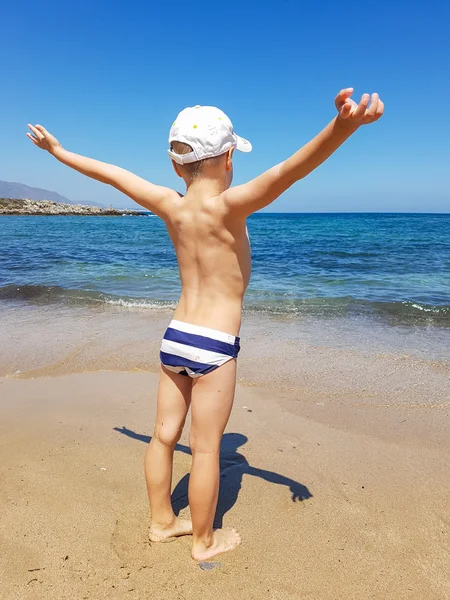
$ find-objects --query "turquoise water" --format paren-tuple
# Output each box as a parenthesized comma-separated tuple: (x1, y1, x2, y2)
(1, 213, 449, 326)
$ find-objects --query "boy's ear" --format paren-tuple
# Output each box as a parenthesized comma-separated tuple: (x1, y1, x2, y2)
(226, 147, 234, 172)
(171, 159, 183, 178)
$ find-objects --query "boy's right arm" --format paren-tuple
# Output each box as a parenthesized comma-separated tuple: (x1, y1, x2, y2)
(223, 89, 384, 216)
(26, 125, 176, 216)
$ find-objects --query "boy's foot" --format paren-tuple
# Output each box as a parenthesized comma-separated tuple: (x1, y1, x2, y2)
(149, 517, 193, 542)
(192, 528, 241, 561)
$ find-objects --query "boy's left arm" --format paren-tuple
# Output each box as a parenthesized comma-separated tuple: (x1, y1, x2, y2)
(26, 125, 176, 216)
(223, 88, 384, 216)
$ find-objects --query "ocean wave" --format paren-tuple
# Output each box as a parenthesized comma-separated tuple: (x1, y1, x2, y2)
(243, 296, 450, 325)
(0, 284, 175, 310)
(1, 284, 449, 326)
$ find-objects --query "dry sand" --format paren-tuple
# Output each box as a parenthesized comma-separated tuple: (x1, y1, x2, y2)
(1, 306, 449, 599)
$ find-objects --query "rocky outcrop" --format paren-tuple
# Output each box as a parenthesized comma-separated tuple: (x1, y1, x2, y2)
(0, 198, 146, 216)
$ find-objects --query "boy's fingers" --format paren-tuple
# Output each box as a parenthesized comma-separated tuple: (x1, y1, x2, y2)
(339, 102, 352, 119)
(353, 94, 370, 120)
(335, 88, 354, 109)
(366, 93, 379, 118)
(26, 133, 38, 145)
(28, 124, 44, 140)
(337, 87, 354, 101)
(376, 99, 385, 117)
(35, 124, 48, 136)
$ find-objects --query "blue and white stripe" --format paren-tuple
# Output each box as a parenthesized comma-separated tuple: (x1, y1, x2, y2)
(160, 319, 240, 378)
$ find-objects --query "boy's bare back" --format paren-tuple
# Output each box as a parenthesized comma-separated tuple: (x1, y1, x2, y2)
(161, 187, 251, 335)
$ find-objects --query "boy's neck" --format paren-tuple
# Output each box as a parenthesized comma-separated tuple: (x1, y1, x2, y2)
(185, 175, 231, 197)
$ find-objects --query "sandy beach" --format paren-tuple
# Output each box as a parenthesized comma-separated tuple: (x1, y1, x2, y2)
(1, 304, 450, 599)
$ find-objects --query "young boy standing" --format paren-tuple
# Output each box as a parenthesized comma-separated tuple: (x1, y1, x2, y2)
(27, 88, 383, 560)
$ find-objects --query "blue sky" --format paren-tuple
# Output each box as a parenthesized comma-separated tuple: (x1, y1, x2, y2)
(2, 0, 449, 212)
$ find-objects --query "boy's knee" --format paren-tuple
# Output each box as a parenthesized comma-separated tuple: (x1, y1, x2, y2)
(154, 422, 183, 447)
(189, 431, 221, 455)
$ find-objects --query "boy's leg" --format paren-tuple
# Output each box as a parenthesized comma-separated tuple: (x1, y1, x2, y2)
(145, 365, 193, 541)
(189, 359, 242, 561)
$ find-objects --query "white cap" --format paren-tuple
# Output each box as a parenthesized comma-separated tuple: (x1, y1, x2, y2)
(168, 105, 252, 165)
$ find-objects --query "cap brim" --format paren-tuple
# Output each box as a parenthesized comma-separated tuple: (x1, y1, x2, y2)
(235, 134, 252, 153)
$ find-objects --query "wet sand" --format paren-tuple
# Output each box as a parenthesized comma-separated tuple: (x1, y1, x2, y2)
(1, 304, 449, 599)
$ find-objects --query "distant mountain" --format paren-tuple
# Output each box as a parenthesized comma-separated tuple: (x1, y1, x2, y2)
(0, 181, 103, 207)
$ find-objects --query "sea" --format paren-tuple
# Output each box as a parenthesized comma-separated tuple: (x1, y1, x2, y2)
(1, 213, 450, 359)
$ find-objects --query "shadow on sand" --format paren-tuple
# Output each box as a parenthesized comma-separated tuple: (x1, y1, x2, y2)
(113, 427, 312, 528)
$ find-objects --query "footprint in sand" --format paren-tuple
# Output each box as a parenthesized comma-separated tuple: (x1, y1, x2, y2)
(110, 512, 149, 562)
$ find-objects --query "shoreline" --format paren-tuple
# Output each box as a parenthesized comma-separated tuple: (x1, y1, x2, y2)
(0, 198, 151, 216)
(2, 302, 449, 449)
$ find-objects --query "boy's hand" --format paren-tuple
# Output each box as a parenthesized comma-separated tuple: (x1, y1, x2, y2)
(27, 124, 62, 155)
(335, 88, 384, 130)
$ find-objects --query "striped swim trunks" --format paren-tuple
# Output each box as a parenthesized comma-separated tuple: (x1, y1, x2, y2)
(160, 319, 241, 378)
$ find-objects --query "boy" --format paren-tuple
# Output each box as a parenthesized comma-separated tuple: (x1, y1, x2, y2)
(27, 88, 384, 560)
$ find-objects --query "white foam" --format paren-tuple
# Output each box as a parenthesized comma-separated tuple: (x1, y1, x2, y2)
(104, 297, 176, 310)
(410, 303, 439, 313)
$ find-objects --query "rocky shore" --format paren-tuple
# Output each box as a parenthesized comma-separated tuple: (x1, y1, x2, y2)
(0, 198, 148, 216)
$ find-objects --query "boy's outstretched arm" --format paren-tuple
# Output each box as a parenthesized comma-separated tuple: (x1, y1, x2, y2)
(224, 88, 384, 216)
(26, 125, 176, 216)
